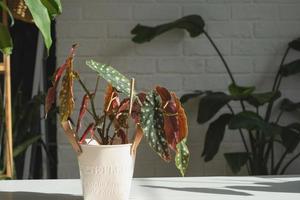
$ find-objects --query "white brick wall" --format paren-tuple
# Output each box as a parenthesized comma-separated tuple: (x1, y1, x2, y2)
(56, 0, 300, 178)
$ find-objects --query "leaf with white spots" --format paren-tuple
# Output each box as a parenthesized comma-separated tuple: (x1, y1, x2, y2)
(175, 138, 189, 176)
(86, 60, 132, 96)
(141, 90, 171, 161)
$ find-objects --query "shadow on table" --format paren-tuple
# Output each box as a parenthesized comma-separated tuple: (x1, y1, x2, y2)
(141, 185, 252, 196)
(228, 180, 300, 194)
(0, 192, 83, 200)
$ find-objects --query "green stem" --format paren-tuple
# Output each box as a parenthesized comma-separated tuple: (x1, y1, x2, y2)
(204, 30, 236, 85)
(280, 152, 300, 174)
(275, 110, 284, 124)
(273, 149, 288, 174)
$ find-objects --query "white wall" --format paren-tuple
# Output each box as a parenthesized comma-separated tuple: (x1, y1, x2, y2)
(56, 0, 300, 178)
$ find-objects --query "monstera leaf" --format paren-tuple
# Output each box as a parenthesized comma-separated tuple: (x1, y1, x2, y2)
(280, 98, 300, 112)
(86, 60, 132, 97)
(224, 152, 250, 174)
(180, 90, 204, 104)
(175, 138, 189, 176)
(141, 90, 170, 161)
(280, 123, 300, 153)
(131, 15, 205, 43)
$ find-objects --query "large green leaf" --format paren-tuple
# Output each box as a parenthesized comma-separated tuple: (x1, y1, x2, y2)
(180, 90, 204, 104)
(280, 123, 300, 153)
(228, 111, 268, 132)
(131, 15, 205, 43)
(202, 113, 232, 162)
(280, 98, 300, 112)
(25, 0, 52, 51)
(141, 90, 171, 161)
(228, 83, 255, 98)
(0, 23, 12, 54)
(224, 152, 250, 174)
(280, 59, 300, 77)
(247, 91, 281, 107)
(175, 138, 189, 176)
(197, 92, 232, 124)
(13, 135, 41, 157)
(289, 38, 300, 51)
(86, 60, 131, 96)
(41, 0, 62, 19)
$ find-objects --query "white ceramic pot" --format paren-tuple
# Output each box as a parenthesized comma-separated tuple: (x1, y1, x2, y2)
(78, 144, 135, 200)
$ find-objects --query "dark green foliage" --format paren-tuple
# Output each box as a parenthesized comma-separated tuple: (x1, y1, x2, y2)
(280, 98, 300, 112)
(197, 92, 232, 124)
(202, 113, 232, 162)
(246, 91, 281, 107)
(228, 83, 255, 98)
(131, 15, 205, 44)
(132, 15, 300, 175)
(224, 152, 250, 174)
(280, 59, 300, 77)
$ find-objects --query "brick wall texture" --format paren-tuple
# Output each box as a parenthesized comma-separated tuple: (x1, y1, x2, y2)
(56, 0, 300, 178)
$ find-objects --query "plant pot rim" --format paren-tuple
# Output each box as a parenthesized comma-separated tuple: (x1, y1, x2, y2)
(80, 143, 132, 148)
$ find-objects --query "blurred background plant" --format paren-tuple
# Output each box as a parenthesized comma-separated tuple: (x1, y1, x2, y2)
(131, 15, 300, 175)
(0, 0, 62, 179)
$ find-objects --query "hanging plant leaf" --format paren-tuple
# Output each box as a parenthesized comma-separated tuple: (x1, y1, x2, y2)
(173, 93, 188, 141)
(131, 15, 205, 43)
(247, 91, 281, 107)
(86, 60, 132, 96)
(280, 123, 300, 153)
(0, 23, 12, 55)
(141, 90, 171, 161)
(228, 83, 255, 98)
(202, 113, 232, 162)
(224, 152, 250, 174)
(41, 0, 62, 19)
(228, 111, 268, 132)
(280, 59, 300, 77)
(76, 94, 91, 133)
(280, 98, 300, 112)
(175, 138, 189, 176)
(289, 38, 300, 51)
(180, 90, 204, 104)
(25, 0, 52, 51)
(197, 92, 232, 124)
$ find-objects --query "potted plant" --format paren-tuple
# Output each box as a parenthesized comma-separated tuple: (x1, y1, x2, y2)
(45, 45, 189, 200)
(131, 15, 300, 175)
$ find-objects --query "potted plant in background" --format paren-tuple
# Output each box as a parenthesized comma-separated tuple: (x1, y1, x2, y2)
(45, 45, 189, 200)
(131, 15, 300, 175)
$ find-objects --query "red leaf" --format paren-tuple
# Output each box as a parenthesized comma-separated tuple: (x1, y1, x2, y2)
(156, 86, 171, 105)
(117, 129, 128, 144)
(131, 92, 147, 124)
(76, 94, 91, 133)
(79, 123, 95, 144)
(172, 93, 188, 141)
(104, 84, 120, 113)
(164, 101, 180, 151)
(45, 86, 56, 117)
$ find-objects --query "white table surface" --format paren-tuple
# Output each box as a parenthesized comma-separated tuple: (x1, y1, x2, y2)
(0, 176, 300, 200)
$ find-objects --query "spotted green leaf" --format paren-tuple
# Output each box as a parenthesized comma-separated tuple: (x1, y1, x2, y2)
(175, 138, 189, 176)
(141, 90, 171, 161)
(86, 60, 131, 96)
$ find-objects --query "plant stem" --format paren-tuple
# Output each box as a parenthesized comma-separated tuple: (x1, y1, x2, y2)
(204, 30, 236, 85)
(77, 77, 98, 120)
(226, 104, 252, 173)
(275, 110, 284, 124)
(273, 149, 288, 174)
(280, 152, 300, 174)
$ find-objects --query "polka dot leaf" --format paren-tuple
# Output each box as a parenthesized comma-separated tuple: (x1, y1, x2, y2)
(141, 90, 171, 161)
(175, 138, 189, 176)
(86, 60, 132, 97)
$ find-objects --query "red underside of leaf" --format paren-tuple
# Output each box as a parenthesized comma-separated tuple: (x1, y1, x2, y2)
(164, 101, 180, 151)
(76, 94, 90, 133)
(79, 123, 95, 144)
